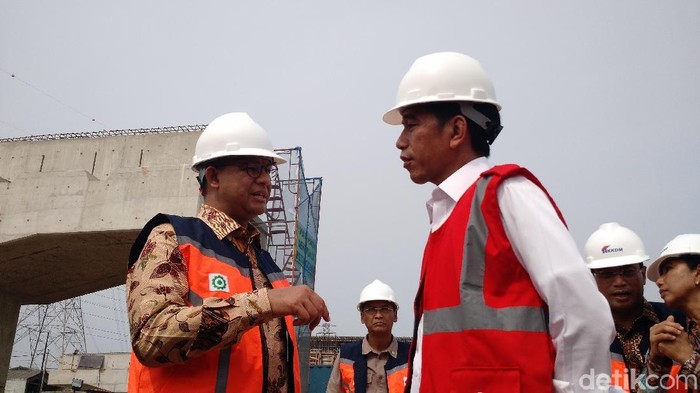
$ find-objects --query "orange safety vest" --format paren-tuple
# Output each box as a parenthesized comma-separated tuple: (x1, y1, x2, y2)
(127, 214, 301, 393)
(611, 353, 689, 393)
(337, 340, 409, 393)
(407, 165, 561, 393)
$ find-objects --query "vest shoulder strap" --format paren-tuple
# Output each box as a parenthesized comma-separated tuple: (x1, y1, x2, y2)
(386, 341, 410, 370)
(480, 164, 567, 227)
(339, 341, 363, 360)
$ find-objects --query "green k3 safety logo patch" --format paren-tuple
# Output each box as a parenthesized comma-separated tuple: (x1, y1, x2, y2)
(208, 273, 230, 292)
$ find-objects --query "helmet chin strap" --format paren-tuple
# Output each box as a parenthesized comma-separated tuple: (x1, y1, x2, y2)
(459, 103, 503, 145)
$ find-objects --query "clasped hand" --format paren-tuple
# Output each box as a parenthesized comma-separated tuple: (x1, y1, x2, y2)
(649, 316, 694, 364)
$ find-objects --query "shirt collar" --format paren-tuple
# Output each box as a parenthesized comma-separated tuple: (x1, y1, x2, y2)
(197, 204, 261, 247)
(641, 300, 662, 324)
(361, 335, 399, 358)
(616, 300, 666, 335)
(426, 157, 491, 222)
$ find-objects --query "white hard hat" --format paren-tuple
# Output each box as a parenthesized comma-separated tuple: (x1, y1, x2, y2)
(192, 112, 286, 171)
(383, 52, 501, 126)
(357, 279, 398, 311)
(647, 234, 700, 281)
(584, 222, 649, 269)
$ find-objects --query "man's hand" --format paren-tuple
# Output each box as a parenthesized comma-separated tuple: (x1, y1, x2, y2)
(268, 285, 330, 331)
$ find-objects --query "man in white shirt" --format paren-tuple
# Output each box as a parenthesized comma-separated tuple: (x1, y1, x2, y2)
(382, 51, 615, 393)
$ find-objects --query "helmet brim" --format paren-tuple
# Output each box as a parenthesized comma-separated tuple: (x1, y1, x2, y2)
(382, 97, 502, 126)
(191, 148, 287, 172)
(357, 300, 399, 312)
(647, 253, 691, 282)
(587, 255, 649, 270)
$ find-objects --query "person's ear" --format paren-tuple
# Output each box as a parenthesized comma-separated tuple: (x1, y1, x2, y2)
(205, 166, 220, 190)
(448, 115, 469, 149)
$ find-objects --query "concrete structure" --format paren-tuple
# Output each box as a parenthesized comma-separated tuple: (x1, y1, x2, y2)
(0, 127, 204, 390)
(47, 352, 129, 392)
(4, 367, 43, 393)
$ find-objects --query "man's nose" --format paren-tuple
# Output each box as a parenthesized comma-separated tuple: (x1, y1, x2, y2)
(257, 170, 272, 185)
(396, 129, 408, 150)
(611, 274, 628, 285)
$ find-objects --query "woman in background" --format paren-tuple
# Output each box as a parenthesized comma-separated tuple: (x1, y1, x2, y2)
(637, 234, 700, 392)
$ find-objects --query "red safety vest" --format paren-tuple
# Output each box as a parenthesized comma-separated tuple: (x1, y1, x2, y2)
(127, 214, 301, 393)
(408, 164, 561, 393)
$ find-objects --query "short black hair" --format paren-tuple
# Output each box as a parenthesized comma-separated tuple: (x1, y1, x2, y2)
(414, 101, 500, 157)
(659, 254, 700, 276)
(194, 157, 234, 195)
(683, 254, 700, 270)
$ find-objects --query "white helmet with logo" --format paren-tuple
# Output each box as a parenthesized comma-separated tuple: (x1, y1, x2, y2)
(584, 222, 649, 269)
(647, 234, 700, 281)
(357, 279, 398, 311)
(383, 52, 501, 135)
(192, 112, 286, 172)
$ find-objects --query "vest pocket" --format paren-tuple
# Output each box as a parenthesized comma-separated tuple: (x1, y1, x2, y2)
(450, 366, 520, 393)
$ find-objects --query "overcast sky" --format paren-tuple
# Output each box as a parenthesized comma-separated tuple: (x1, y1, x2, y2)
(2, 1, 699, 354)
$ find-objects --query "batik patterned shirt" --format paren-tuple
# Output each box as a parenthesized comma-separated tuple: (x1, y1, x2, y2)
(637, 319, 700, 392)
(126, 204, 289, 392)
(615, 301, 663, 392)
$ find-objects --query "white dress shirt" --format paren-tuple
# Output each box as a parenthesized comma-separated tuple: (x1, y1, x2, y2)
(410, 157, 615, 393)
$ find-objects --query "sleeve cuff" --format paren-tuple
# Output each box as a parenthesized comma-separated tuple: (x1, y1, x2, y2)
(202, 287, 274, 323)
(680, 352, 700, 374)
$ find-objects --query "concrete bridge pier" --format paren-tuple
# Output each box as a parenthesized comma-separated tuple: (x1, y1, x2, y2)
(0, 128, 203, 389)
(0, 294, 21, 391)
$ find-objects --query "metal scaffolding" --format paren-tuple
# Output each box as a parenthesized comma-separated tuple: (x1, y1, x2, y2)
(263, 147, 323, 391)
(264, 147, 322, 288)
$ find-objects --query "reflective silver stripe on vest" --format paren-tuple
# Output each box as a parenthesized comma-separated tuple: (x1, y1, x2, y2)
(189, 291, 203, 306)
(215, 348, 231, 393)
(611, 352, 624, 362)
(177, 234, 280, 392)
(187, 286, 230, 391)
(178, 235, 252, 278)
(266, 270, 287, 284)
(178, 235, 289, 286)
(387, 362, 408, 375)
(423, 175, 548, 334)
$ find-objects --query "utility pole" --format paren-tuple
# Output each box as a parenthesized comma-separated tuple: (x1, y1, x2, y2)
(39, 331, 49, 392)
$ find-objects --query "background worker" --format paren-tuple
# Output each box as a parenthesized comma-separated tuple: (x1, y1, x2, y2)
(584, 222, 685, 393)
(126, 112, 330, 393)
(383, 51, 614, 393)
(326, 280, 409, 393)
(637, 234, 700, 392)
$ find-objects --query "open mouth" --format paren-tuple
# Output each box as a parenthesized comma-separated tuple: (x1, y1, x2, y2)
(252, 191, 268, 201)
(611, 293, 631, 301)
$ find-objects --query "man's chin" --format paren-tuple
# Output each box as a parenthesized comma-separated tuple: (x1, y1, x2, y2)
(409, 173, 429, 185)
